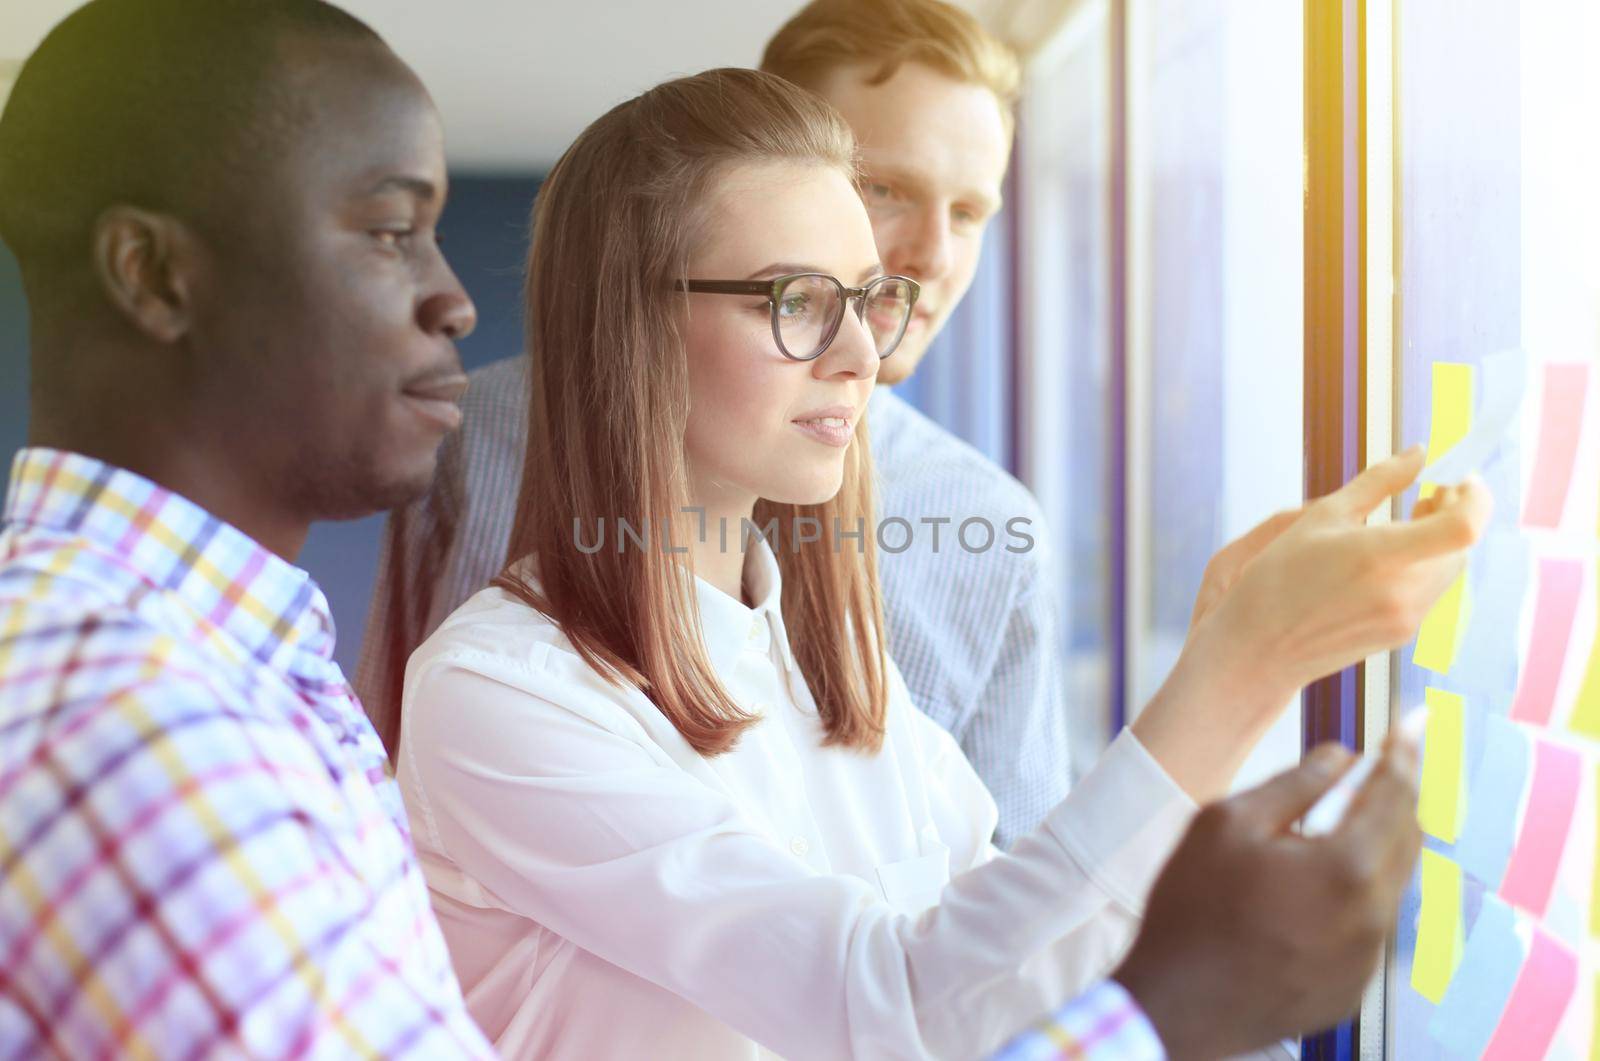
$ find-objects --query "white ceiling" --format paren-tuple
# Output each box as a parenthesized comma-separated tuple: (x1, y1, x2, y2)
(0, 0, 1010, 172)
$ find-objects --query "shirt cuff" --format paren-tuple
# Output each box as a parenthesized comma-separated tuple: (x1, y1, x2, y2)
(1041, 728, 1196, 915)
(989, 980, 1166, 1060)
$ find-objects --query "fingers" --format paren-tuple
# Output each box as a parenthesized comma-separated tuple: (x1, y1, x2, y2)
(1410, 491, 1442, 519)
(1189, 509, 1304, 627)
(1235, 508, 1305, 554)
(1333, 736, 1423, 883)
(1326, 445, 1425, 519)
(1231, 743, 1356, 832)
(1373, 476, 1493, 558)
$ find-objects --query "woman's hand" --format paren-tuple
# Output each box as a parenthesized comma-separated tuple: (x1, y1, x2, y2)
(1136, 445, 1491, 801)
(1187, 506, 1304, 637)
(1201, 445, 1490, 700)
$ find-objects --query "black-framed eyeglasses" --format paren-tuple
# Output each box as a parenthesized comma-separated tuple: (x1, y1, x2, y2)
(676, 272, 921, 362)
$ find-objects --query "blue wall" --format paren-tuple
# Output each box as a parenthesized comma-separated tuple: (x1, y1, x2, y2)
(0, 245, 24, 481)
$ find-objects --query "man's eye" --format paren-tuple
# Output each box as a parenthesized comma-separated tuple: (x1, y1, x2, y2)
(778, 295, 811, 318)
(863, 182, 896, 202)
(372, 227, 414, 247)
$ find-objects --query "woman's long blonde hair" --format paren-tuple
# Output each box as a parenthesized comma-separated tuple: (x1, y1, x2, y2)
(497, 68, 889, 756)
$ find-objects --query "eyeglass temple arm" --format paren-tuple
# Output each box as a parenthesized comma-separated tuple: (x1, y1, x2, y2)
(676, 280, 777, 296)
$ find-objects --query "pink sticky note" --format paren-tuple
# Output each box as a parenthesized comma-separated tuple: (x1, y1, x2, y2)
(1508, 558, 1585, 724)
(1480, 929, 1577, 1061)
(1500, 738, 1582, 916)
(1521, 363, 1589, 528)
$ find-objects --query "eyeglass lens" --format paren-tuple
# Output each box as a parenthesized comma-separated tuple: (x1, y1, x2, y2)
(774, 275, 915, 360)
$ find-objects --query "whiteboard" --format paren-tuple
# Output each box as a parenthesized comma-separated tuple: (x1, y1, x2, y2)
(1382, 2, 1600, 1058)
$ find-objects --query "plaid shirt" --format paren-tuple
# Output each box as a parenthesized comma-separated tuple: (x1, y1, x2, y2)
(0, 449, 494, 1059)
(991, 981, 1165, 1060)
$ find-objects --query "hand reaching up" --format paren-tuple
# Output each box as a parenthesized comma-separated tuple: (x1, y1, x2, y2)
(1137, 445, 1489, 800)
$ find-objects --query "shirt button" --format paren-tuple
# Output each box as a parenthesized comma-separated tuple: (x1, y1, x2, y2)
(749, 616, 765, 640)
(790, 836, 810, 857)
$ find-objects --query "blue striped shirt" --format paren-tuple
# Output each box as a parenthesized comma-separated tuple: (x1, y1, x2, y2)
(356, 354, 1072, 846)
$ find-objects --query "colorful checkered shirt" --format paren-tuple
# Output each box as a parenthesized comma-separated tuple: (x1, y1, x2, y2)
(991, 981, 1164, 1060)
(0, 449, 495, 1059)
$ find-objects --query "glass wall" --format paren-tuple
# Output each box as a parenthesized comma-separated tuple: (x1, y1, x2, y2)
(1017, 0, 1116, 778)
(1127, 0, 1306, 789)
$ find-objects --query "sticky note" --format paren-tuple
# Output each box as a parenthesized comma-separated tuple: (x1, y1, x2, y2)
(1424, 349, 1527, 483)
(1568, 629, 1600, 740)
(1411, 848, 1464, 1003)
(1453, 534, 1530, 700)
(1480, 928, 1578, 1061)
(1428, 895, 1525, 1057)
(1414, 572, 1469, 674)
(1456, 716, 1531, 888)
(1500, 737, 1582, 917)
(1521, 362, 1589, 528)
(1420, 362, 1475, 502)
(1592, 975, 1600, 1061)
(1418, 688, 1466, 842)
(1592, 762, 1600, 940)
(1508, 558, 1584, 725)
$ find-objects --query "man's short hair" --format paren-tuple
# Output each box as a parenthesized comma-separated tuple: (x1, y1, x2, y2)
(760, 0, 1020, 120)
(0, 0, 381, 278)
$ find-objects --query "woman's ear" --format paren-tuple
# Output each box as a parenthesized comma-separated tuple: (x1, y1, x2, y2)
(90, 205, 201, 344)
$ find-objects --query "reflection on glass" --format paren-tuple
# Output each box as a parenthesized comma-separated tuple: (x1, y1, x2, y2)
(1131, 0, 1306, 791)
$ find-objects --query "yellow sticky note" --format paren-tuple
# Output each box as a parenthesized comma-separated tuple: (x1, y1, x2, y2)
(1568, 628, 1600, 739)
(1412, 848, 1464, 1003)
(1414, 573, 1470, 674)
(1568, 571, 1600, 738)
(1593, 976, 1600, 1061)
(1592, 762, 1600, 940)
(1418, 687, 1466, 842)
(1592, 973, 1600, 1061)
(1420, 362, 1474, 499)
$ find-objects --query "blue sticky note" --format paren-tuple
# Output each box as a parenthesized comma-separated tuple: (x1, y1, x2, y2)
(1427, 894, 1525, 1057)
(1455, 715, 1530, 888)
(1452, 533, 1530, 701)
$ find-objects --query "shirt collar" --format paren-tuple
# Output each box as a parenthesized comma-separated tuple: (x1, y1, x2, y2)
(3, 448, 338, 671)
(692, 534, 797, 677)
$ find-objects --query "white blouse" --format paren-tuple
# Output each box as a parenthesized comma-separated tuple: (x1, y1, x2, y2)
(397, 539, 1196, 1060)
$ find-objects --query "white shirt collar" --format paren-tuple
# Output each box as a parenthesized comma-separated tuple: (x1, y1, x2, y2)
(692, 534, 797, 676)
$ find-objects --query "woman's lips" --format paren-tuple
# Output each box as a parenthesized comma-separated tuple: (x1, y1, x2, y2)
(791, 415, 854, 447)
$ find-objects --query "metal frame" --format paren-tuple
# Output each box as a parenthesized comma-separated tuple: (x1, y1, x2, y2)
(1118, 0, 1147, 730)
(1303, 0, 1371, 1055)
(1362, 1, 1398, 1057)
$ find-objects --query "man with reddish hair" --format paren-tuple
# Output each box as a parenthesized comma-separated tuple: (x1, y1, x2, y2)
(360, 0, 1073, 851)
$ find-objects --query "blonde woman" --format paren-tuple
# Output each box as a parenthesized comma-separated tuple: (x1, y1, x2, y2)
(396, 69, 1486, 1059)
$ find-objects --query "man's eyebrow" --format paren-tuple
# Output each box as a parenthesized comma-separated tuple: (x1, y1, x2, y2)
(861, 163, 1002, 216)
(361, 175, 439, 202)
